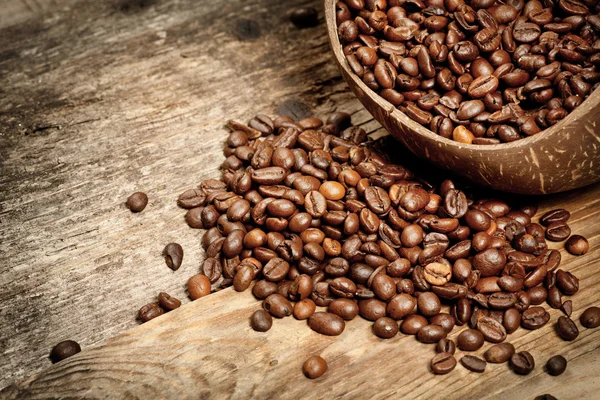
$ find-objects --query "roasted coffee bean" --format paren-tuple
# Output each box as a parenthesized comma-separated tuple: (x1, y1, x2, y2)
(252, 280, 278, 299)
(417, 323, 447, 344)
(431, 352, 457, 374)
(556, 316, 579, 341)
(436, 338, 456, 355)
(373, 317, 399, 338)
(485, 342, 515, 363)
(581, 306, 600, 328)
(477, 316, 507, 343)
(163, 243, 183, 271)
(457, 329, 485, 351)
(387, 293, 417, 320)
(556, 269, 579, 295)
(138, 302, 164, 323)
(294, 298, 317, 320)
(429, 313, 456, 333)
(188, 274, 211, 300)
(546, 355, 567, 376)
(328, 298, 359, 321)
(290, 7, 318, 28)
(400, 314, 429, 335)
(521, 306, 550, 329)
(126, 192, 148, 212)
(565, 235, 589, 255)
(546, 221, 571, 242)
(250, 309, 273, 332)
(303, 355, 327, 379)
(158, 292, 181, 311)
(49, 340, 81, 364)
(263, 258, 290, 282)
(308, 312, 345, 336)
(510, 351, 535, 375)
(263, 294, 293, 318)
(461, 355, 487, 373)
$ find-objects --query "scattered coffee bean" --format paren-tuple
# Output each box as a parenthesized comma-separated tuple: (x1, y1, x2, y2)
(126, 192, 148, 212)
(138, 302, 164, 323)
(510, 351, 535, 375)
(431, 352, 457, 375)
(49, 340, 81, 364)
(158, 292, 181, 310)
(250, 309, 273, 332)
(303, 355, 327, 379)
(163, 243, 183, 271)
(484, 343, 515, 364)
(546, 355, 567, 376)
(290, 7, 318, 28)
(556, 316, 579, 341)
(373, 317, 399, 339)
(461, 355, 487, 373)
(581, 306, 600, 329)
(187, 274, 211, 300)
(565, 235, 589, 255)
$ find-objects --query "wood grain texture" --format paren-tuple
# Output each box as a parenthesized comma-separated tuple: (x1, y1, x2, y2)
(0, 0, 599, 397)
(2, 184, 600, 399)
(324, 0, 600, 195)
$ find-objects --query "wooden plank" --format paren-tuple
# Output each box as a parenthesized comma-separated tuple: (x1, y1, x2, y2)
(1, 0, 599, 397)
(2, 182, 600, 399)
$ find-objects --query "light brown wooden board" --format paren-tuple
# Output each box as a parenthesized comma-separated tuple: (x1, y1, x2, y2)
(0, 0, 599, 398)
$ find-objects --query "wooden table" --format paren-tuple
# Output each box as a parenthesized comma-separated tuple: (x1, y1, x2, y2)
(0, 0, 598, 398)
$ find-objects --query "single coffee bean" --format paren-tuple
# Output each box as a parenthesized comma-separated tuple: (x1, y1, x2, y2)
(401, 314, 429, 335)
(250, 309, 273, 332)
(565, 235, 589, 255)
(477, 316, 507, 343)
(138, 302, 164, 323)
(158, 292, 181, 310)
(290, 7, 318, 28)
(294, 298, 317, 320)
(126, 192, 148, 212)
(163, 243, 183, 271)
(373, 317, 399, 338)
(556, 316, 579, 341)
(436, 338, 456, 354)
(510, 351, 535, 375)
(556, 269, 579, 295)
(49, 340, 81, 364)
(546, 355, 567, 376)
(263, 294, 293, 318)
(457, 329, 485, 351)
(328, 298, 359, 320)
(303, 355, 327, 379)
(308, 312, 345, 336)
(188, 274, 211, 300)
(431, 352, 457, 374)
(417, 324, 447, 343)
(545, 221, 571, 242)
(484, 342, 515, 363)
(461, 355, 487, 373)
(540, 209, 570, 226)
(581, 306, 600, 328)
(521, 306, 550, 330)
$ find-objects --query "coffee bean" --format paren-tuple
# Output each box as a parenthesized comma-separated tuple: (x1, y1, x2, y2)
(373, 317, 399, 338)
(126, 192, 148, 212)
(163, 243, 183, 271)
(250, 309, 273, 332)
(510, 351, 535, 375)
(477, 316, 507, 343)
(457, 329, 485, 351)
(556, 269, 579, 295)
(423, 262, 452, 286)
(263, 294, 293, 318)
(263, 258, 290, 282)
(546, 221, 571, 242)
(158, 292, 181, 311)
(556, 316, 579, 341)
(461, 355, 487, 373)
(417, 324, 447, 343)
(521, 306, 550, 330)
(138, 302, 164, 323)
(303, 355, 327, 379)
(49, 340, 81, 364)
(188, 274, 211, 300)
(484, 342, 515, 363)
(546, 355, 567, 376)
(580, 306, 600, 328)
(308, 312, 345, 336)
(431, 352, 457, 374)
(290, 7, 318, 28)
(565, 235, 589, 255)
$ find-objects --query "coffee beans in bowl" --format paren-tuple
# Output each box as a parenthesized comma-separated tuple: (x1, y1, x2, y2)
(333, 0, 600, 144)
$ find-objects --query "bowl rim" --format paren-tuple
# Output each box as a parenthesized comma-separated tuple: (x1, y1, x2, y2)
(324, 0, 600, 152)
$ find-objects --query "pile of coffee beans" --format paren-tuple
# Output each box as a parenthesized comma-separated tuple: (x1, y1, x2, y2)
(335, 0, 600, 143)
(163, 110, 597, 378)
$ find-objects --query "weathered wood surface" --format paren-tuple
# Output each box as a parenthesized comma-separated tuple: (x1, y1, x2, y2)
(0, 0, 599, 398)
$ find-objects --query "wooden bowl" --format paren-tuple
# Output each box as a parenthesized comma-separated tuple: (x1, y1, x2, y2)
(324, 0, 600, 194)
